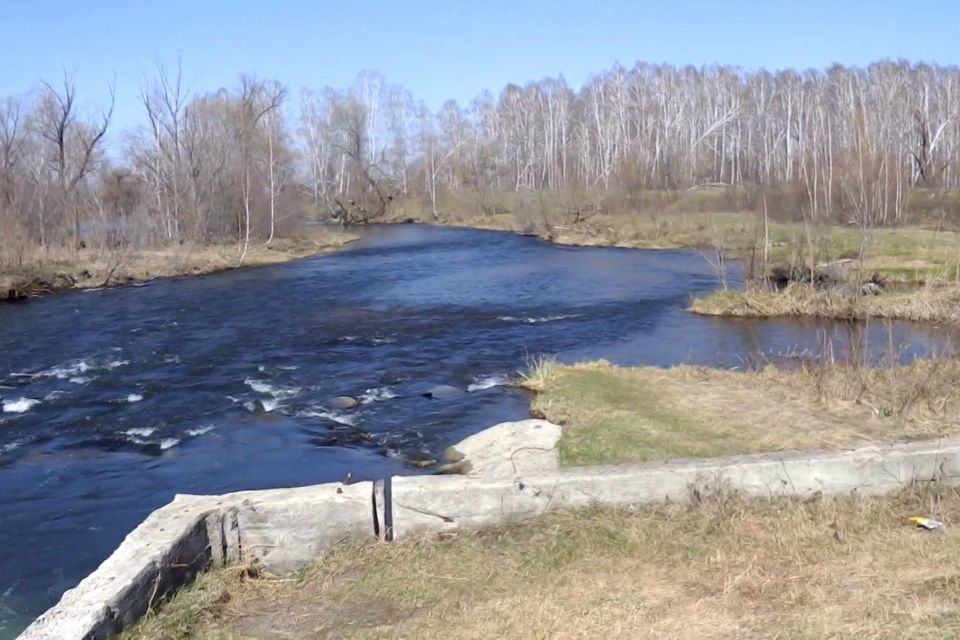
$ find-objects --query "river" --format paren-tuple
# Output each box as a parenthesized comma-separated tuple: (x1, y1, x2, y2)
(0, 225, 953, 637)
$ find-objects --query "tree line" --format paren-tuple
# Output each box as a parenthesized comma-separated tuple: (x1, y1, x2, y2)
(1, 60, 959, 262)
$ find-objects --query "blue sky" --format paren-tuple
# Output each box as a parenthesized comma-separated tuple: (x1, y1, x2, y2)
(3, 0, 958, 134)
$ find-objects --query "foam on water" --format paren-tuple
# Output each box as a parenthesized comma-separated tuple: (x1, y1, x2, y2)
(15, 358, 128, 387)
(244, 379, 301, 399)
(43, 390, 66, 401)
(467, 373, 512, 392)
(186, 426, 215, 437)
(359, 387, 398, 404)
(38, 361, 92, 380)
(125, 394, 144, 403)
(2, 398, 40, 414)
(244, 378, 273, 394)
(124, 427, 156, 438)
(299, 408, 357, 426)
(497, 314, 578, 324)
(159, 438, 179, 450)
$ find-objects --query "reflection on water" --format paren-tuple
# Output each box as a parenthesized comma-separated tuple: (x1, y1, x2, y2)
(0, 224, 953, 637)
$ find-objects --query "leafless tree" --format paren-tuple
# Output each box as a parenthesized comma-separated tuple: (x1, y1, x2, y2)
(33, 74, 114, 250)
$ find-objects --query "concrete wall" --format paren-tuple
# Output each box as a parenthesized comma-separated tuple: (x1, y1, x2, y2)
(389, 437, 960, 539)
(18, 425, 960, 639)
(19, 482, 374, 640)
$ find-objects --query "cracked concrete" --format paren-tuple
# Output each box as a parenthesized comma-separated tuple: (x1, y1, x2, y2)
(388, 437, 960, 539)
(19, 482, 374, 640)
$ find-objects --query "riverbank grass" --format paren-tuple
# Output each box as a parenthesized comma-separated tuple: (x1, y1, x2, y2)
(690, 283, 960, 323)
(394, 191, 960, 282)
(0, 228, 357, 300)
(524, 359, 960, 467)
(123, 486, 960, 639)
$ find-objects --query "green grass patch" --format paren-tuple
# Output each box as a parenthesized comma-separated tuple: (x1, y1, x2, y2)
(537, 364, 745, 466)
(528, 359, 960, 467)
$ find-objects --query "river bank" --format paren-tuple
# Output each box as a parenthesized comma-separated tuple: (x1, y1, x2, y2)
(522, 358, 960, 465)
(689, 283, 960, 324)
(389, 192, 960, 324)
(0, 229, 357, 302)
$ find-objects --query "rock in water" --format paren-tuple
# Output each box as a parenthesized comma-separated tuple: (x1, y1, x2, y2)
(421, 385, 464, 400)
(437, 419, 562, 478)
(407, 457, 437, 469)
(330, 396, 359, 409)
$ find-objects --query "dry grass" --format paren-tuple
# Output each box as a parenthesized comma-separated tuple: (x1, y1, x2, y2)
(0, 229, 357, 300)
(691, 283, 960, 324)
(393, 190, 960, 281)
(525, 359, 960, 467)
(124, 486, 960, 639)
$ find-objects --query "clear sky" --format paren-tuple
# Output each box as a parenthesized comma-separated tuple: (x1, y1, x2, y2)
(3, 0, 958, 135)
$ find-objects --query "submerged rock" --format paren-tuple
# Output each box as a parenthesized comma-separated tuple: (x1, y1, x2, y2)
(421, 385, 464, 400)
(329, 396, 359, 409)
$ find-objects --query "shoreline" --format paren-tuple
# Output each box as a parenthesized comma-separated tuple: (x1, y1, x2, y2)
(0, 230, 359, 304)
(388, 211, 960, 325)
(8, 214, 956, 327)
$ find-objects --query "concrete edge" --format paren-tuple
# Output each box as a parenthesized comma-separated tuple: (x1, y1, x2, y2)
(388, 436, 960, 539)
(18, 481, 374, 640)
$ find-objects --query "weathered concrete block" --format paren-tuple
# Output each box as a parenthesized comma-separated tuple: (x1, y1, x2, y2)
(440, 419, 561, 478)
(19, 482, 375, 639)
(19, 494, 216, 640)
(390, 438, 960, 540)
(216, 481, 375, 574)
(389, 475, 549, 539)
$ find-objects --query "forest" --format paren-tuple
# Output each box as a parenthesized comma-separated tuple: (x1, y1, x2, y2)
(1, 60, 959, 267)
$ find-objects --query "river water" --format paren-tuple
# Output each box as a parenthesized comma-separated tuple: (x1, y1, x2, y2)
(0, 225, 953, 637)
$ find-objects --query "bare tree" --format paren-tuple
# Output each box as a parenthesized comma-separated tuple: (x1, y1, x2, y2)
(234, 76, 286, 263)
(33, 74, 114, 250)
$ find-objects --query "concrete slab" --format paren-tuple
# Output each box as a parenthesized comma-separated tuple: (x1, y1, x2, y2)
(18, 495, 216, 640)
(18, 482, 374, 639)
(390, 438, 960, 539)
(217, 481, 375, 574)
(440, 419, 561, 478)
